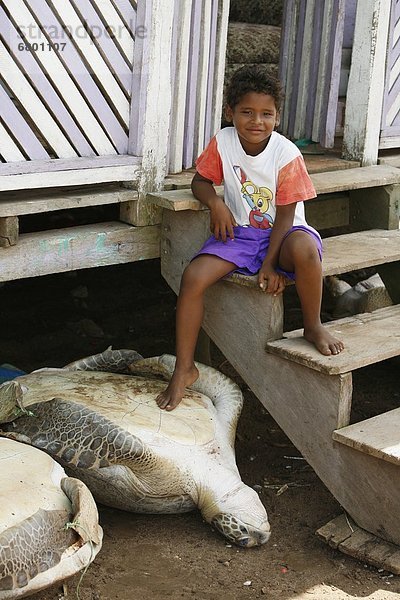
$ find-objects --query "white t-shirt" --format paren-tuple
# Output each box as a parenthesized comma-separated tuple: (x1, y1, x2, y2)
(196, 128, 317, 231)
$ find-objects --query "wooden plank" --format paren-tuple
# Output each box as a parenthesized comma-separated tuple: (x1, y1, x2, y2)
(0, 164, 141, 192)
(0, 155, 141, 177)
(152, 165, 400, 211)
(319, 0, 346, 148)
(350, 184, 400, 230)
(322, 229, 400, 275)
(317, 514, 400, 574)
(343, 0, 391, 165)
(266, 304, 400, 375)
(293, 0, 315, 140)
(0, 85, 50, 161)
(0, 123, 25, 162)
(333, 408, 400, 466)
(0, 222, 160, 282)
(208, 0, 229, 141)
(183, 0, 204, 168)
(127, 0, 175, 224)
(0, 217, 18, 248)
(311, 164, 400, 193)
(168, 0, 193, 174)
(0, 187, 138, 217)
(378, 261, 400, 304)
(305, 193, 349, 230)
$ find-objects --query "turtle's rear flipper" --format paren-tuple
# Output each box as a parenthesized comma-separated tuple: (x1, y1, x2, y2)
(64, 348, 143, 373)
(61, 477, 103, 546)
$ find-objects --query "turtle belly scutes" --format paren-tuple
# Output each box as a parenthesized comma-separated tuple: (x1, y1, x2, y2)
(2, 399, 194, 514)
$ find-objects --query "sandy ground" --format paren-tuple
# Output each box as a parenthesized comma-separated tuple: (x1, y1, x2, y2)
(0, 259, 399, 600)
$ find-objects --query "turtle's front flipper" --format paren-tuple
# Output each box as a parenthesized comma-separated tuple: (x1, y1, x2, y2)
(64, 348, 143, 373)
(0, 379, 28, 424)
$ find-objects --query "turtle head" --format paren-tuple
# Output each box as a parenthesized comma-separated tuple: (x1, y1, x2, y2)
(204, 483, 270, 547)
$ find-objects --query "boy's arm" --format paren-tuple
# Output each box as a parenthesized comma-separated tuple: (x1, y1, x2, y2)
(191, 172, 237, 242)
(258, 203, 296, 295)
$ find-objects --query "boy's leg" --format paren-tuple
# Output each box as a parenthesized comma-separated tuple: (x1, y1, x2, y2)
(156, 254, 237, 410)
(278, 231, 344, 356)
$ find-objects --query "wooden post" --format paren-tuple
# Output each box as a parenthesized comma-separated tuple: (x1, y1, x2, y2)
(0, 216, 18, 247)
(349, 184, 400, 231)
(122, 0, 175, 226)
(342, 0, 391, 165)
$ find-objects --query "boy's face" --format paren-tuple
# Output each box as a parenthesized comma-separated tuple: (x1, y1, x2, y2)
(226, 92, 280, 155)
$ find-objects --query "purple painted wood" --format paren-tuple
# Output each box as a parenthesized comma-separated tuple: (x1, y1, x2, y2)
(0, 86, 50, 160)
(128, 0, 152, 156)
(165, 0, 180, 169)
(287, 0, 306, 138)
(343, 0, 357, 48)
(28, 1, 128, 154)
(278, 0, 296, 134)
(72, 0, 133, 91)
(204, 0, 218, 146)
(304, 2, 324, 138)
(0, 7, 95, 157)
(381, 0, 400, 139)
(183, 1, 203, 168)
(110, 0, 137, 32)
(320, 0, 345, 147)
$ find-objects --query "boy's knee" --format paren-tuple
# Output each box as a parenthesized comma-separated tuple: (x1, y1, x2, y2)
(181, 263, 203, 293)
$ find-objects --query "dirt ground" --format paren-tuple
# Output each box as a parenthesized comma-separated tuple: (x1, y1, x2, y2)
(1, 259, 399, 600)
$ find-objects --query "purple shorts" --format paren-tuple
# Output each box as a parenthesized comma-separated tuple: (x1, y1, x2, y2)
(193, 225, 322, 281)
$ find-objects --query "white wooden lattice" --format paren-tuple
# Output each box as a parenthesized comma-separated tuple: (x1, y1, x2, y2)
(0, 0, 137, 162)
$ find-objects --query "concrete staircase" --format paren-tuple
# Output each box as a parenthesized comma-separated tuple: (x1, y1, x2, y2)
(150, 163, 400, 571)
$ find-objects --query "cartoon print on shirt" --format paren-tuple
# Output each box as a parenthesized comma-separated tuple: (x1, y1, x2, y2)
(233, 166, 274, 229)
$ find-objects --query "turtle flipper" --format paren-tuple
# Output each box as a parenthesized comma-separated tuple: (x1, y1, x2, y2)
(130, 355, 243, 447)
(0, 379, 28, 424)
(61, 477, 103, 546)
(64, 348, 143, 373)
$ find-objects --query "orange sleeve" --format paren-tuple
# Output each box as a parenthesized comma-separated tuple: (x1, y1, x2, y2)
(195, 136, 224, 185)
(276, 155, 316, 205)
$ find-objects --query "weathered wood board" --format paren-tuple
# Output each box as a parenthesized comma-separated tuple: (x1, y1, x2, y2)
(151, 164, 400, 212)
(322, 229, 400, 275)
(0, 165, 141, 193)
(266, 304, 400, 375)
(0, 186, 138, 217)
(333, 408, 400, 465)
(0, 222, 160, 282)
(317, 514, 400, 574)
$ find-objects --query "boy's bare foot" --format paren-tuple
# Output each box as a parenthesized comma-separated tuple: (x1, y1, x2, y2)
(156, 365, 199, 411)
(304, 325, 344, 356)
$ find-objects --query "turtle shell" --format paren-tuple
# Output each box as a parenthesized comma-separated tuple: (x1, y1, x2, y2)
(13, 370, 217, 447)
(0, 438, 102, 599)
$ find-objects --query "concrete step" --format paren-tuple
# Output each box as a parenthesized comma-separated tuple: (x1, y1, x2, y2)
(265, 304, 400, 375)
(333, 408, 400, 466)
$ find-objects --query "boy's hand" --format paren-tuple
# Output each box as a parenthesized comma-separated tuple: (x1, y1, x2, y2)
(258, 264, 286, 296)
(209, 198, 237, 242)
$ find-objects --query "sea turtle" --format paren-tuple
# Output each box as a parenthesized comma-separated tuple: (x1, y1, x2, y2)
(0, 349, 270, 547)
(0, 437, 102, 599)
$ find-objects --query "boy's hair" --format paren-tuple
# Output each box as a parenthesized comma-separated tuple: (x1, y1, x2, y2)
(225, 65, 284, 112)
